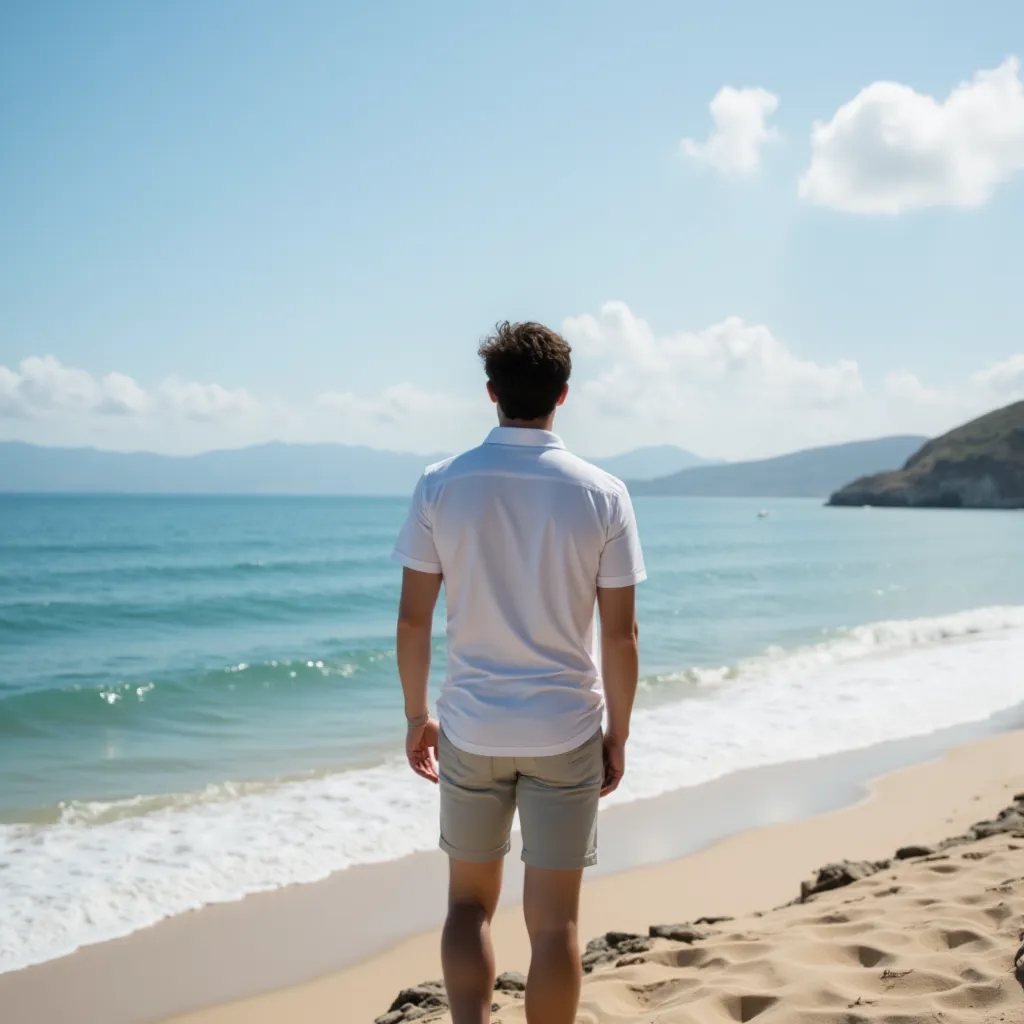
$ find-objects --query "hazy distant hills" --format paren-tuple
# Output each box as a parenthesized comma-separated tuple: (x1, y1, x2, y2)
(0, 436, 927, 497)
(629, 436, 928, 498)
(592, 444, 713, 480)
(0, 442, 447, 496)
(0, 441, 710, 495)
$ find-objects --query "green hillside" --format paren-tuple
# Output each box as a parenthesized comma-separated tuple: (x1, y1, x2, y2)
(828, 400, 1024, 509)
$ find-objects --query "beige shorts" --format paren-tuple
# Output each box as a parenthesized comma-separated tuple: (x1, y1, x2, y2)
(438, 729, 604, 871)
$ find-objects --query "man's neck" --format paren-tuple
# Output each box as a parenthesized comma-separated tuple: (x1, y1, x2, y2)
(497, 416, 556, 431)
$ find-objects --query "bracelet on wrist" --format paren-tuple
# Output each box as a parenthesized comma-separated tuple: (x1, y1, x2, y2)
(406, 711, 430, 729)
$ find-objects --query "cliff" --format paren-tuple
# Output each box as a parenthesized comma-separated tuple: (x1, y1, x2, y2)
(828, 400, 1024, 509)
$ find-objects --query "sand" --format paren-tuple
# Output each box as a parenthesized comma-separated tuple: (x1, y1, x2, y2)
(494, 830, 1024, 1023)
(3, 728, 1023, 1024)
(169, 729, 1024, 1024)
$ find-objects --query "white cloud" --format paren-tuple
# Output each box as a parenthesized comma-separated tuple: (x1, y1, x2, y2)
(319, 382, 453, 424)
(681, 86, 780, 175)
(314, 384, 487, 451)
(972, 353, 1024, 394)
(0, 356, 259, 438)
(562, 303, 867, 458)
(97, 372, 149, 415)
(0, 355, 480, 455)
(886, 362, 1024, 410)
(2, 335, 1023, 460)
(879, 371, 974, 436)
(0, 356, 152, 418)
(800, 57, 1024, 213)
(0, 365, 28, 417)
(884, 371, 945, 406)
(560, 303, 1024, 458)
(564, 302, 862, 414)
(156, 378, 257, 421)
(17, 355, 104, 413)
(0, 357, 257, 422)
(874, 359, 1024, 439)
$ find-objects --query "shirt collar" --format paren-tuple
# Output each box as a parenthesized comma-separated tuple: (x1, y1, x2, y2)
(484, 426, 566, 450)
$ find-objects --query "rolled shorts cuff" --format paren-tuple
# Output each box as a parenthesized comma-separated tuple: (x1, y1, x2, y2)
(439, 836, 512, 864)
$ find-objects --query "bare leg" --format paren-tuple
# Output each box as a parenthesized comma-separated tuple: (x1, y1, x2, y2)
(443, 858, 503, 1024)
(523, 866, 584, 1024)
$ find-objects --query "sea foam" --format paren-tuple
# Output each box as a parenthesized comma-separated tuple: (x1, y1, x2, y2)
(2, 605, 1023, 974)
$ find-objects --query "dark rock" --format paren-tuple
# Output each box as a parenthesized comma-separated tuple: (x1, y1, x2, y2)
(616, 954, 647, 967)
(1014, 940, 1024, 991)
(969, 807, 1024, 840)
(939, 834, 972, 850)
(374, 1013, 406, 1024)
(895, 844, 935, 860)
(495, 971, 527, 992)
(648, 923, 709, 943)
(384, 980, 448, 1015)
(694, 915, 733, 925)
(581, 931, 651, 972)
(800, 860, 890, 902)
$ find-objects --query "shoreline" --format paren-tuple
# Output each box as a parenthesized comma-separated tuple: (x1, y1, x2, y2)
(174, 725, 1024, 1024)
(5, 606, 1023, 982)
(2, 706, 1022, 1024)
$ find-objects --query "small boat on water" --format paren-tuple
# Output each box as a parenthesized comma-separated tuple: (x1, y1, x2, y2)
(757, 509, 770, 518)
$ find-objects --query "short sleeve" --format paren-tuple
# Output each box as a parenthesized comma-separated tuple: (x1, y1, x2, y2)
(391, 476, 442, 574)
(597, 490, 646, 588)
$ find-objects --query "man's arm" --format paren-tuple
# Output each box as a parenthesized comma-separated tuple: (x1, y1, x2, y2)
(397, 566, 443, 782)
(596, 585, 639, 796)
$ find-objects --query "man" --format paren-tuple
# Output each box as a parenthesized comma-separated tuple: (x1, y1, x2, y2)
(392, 321, 645, 1024)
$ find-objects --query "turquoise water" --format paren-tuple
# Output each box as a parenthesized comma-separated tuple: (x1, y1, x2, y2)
(2, 494, 1024, 970)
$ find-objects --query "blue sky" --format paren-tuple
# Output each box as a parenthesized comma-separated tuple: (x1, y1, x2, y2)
(2, 0, 1024, 458)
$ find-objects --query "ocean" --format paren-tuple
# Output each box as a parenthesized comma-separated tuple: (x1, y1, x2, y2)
(2, 493, 1024, 974)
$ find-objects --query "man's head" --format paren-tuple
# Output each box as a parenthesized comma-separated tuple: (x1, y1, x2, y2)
(478, 321, 572, 426)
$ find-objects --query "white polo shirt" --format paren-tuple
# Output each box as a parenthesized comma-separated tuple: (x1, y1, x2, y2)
(392, 426, 646, 757)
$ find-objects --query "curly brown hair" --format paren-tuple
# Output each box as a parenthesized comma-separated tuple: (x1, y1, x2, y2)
(478, 321, 572, 421)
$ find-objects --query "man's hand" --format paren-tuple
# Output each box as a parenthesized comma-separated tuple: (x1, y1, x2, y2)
(407, 717, 440, 783)
(601, 735, 625, 797)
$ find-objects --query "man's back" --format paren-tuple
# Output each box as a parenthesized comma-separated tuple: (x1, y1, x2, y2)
(393, 425, 645, 756)
(393, 320, 644, 1024)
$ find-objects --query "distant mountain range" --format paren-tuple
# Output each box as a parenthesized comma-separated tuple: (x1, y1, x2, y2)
(0, 442, 446, 496)
(0, 436, 929, 498)
(0, 441, 711, 495)
(592, 444, 713, 480)
(628, 436, 928, 498)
